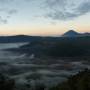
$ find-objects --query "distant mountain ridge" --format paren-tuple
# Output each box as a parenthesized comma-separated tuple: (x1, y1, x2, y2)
(0, 35, 42, 43)
(0, 30, 89, 43)
(0, 35, 62, 43)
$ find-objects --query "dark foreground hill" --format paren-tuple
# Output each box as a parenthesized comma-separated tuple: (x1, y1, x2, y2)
(49, 69, 90, 90)
(6, 36, 90, 58)
(0, 73, 15, 90)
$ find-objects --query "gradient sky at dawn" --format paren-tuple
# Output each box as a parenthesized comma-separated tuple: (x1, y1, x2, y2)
(0, 0, 90, 36)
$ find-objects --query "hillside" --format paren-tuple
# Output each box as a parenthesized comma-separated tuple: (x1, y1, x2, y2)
(6, 36, 90, 58)
(49, 69, 90, 90)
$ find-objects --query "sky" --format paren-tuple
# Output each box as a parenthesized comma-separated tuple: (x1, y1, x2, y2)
(0, 0, 90, 36)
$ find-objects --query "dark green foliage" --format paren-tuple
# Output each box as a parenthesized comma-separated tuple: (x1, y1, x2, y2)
(48, 42, 85, 57)
(35, 83, 46, 90)
(49, 69, 90, 90)
(0, 73, 15, 90)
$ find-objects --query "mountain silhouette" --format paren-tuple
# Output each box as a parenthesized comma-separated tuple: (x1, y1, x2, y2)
(62, 30, 80, 37)
(0, 30, 89, 43)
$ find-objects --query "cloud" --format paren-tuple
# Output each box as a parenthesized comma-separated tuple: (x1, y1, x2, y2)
(44, 0, 90, 20)
(0, 8, 18, 24)
(0, 0, 18, 24)
(8, 9, 18, 14)
(0, 16, 7, 24)
(0, 0, 14, 3)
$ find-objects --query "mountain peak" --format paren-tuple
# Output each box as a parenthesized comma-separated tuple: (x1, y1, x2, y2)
(62, 30, 79, 37)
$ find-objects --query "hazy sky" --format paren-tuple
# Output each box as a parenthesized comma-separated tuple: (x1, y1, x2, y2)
(0, 0, 90, 36)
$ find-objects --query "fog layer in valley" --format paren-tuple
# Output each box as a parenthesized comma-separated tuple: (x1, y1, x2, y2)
(0, 43, 90, 88)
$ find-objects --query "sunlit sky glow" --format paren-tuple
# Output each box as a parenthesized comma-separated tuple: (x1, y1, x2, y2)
(0, 0, 90, 36)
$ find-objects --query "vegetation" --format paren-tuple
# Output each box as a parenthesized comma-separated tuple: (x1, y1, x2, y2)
(0, 73, 15, 90)
(49, 69, 90, 90)
(48, 41, 86, 57)
(0, 69, 90, 90)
